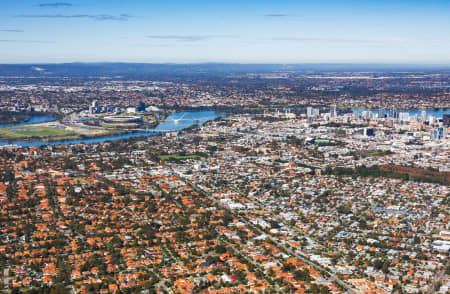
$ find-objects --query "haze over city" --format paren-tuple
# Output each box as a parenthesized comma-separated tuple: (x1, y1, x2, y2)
(1, 0, 450, 63)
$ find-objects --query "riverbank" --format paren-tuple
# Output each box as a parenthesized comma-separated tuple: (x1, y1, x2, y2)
(0, 111, 224, 147)
(0, 114, 30, 124)
(0, 125, 128, 142)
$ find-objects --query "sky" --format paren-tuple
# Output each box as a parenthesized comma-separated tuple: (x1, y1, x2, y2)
(0, 0, 450, 64)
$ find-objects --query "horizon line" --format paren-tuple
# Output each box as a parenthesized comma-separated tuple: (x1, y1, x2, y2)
(1, 61, 450, 66)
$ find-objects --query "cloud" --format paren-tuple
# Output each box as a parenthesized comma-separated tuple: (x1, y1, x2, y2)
(94, 14, 131, 21)
(16, 14, 131, 21)
(264, 14, 303, 20)
(39, 2, 72, 8)
(272, 37, 411, 44)
(264, 14, 289, 18)
(0, 29, 24, 32)
(0, 40, 55, 43)
(147, 35, 212, 42)
(147, 35, 234, 42)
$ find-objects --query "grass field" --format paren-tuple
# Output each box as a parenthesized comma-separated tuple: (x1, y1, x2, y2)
(158, 154, 201, 161)
(363, 150, 394, 158)
(73, 177, 88, 184)
(0, 126, 77, 139)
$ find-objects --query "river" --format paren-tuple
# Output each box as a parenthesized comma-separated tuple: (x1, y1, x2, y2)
(0, 115, 56, 128)
(0, 111, 224, 147)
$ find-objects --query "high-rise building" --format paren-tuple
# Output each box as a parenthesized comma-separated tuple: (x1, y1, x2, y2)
(438, 127, 447, 139)
(389, 105, 396, 119)
(421, 110, 427, 122)
(443, 114, 450, 126)
(307, 107, 313, 118)
(137, 101, 146, 112)
(90, 100, 99, 114)
(364, 128, 375, 137)
(398, 112, 409, 122)
(361, 111, 375, 120)
(430, 127, 446, 141)
(330, 105, 337, 118)
(307, 107, 319, 120)
(429, 116, 436, 125)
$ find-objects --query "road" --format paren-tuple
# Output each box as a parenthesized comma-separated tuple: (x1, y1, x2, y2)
(142, 248, 174, 294)
(162, 244, 177, 262)
(172, 170, 357, 294)
(144, 262, 174, 294)
(262, 232, 356, 294)
(3, 263, 8, 292)
(220, 237, 282, 293)
(426, 258, 449, 294)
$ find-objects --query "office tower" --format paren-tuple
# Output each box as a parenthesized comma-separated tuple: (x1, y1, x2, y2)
(421, 110, 427, 122)
(330, 105, 337, 118)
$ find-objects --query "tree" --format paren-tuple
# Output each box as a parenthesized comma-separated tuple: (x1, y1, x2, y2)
(215, 244, 227, 254)
(309, 283, 331, 294)
(63, 157, 78, 170)
(6, 181, 17, 202)
(294, 269, 311, 281)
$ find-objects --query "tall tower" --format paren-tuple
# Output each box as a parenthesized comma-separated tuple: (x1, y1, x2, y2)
(330, 105, 337, 118)
(307, 107, 313, 119)
(421, 110, 427, 122)
(389, 105, 395, 119)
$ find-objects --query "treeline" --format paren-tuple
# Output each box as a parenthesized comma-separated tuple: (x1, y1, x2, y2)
(325, 165, 449, 185)
(0, 113, 30, 124)
(11, 285, 69, 294)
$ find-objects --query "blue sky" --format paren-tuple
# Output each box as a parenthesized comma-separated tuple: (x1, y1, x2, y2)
(1, 0, 449, 63)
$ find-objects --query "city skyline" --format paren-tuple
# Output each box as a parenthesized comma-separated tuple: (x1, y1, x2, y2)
(1, 0, 450, 64)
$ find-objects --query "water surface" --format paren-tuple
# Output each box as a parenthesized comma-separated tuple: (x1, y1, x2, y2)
(0, 115, 56, 128)
(0, 111, 223, 147)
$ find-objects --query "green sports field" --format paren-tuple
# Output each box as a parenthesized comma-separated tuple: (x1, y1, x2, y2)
(0, 126, 77, 139)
